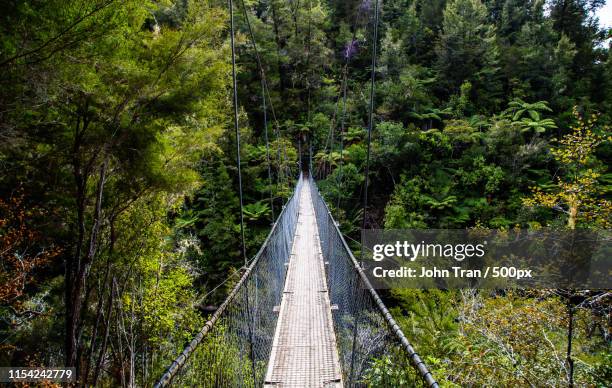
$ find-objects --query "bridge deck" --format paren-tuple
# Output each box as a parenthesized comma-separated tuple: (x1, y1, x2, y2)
(264, 179, 342, 387)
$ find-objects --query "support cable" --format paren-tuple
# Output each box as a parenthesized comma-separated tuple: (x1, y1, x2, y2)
(361, 0, 379, 242)
(230, 4, 258, 383)
(320, 0, 368, 195)
(262, 79, 274, 221)
(336, 65, 348, 220)
(309, 137, 313, 174)
(260, 78, 289, 189)
(238, 0, 275, 220)
(349, 2, 381, 379)
(239, 0, 289, 200)
(229, 0, 247, 265)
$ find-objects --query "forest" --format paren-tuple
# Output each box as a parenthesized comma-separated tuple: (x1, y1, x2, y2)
(0, 0, 610, 386)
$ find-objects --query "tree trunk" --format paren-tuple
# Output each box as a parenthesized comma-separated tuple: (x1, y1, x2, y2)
(92, 282, 114, 387)
(66, 113, 88, 369)
(567, 198, 577, 230)
(66, 152, 109, 380)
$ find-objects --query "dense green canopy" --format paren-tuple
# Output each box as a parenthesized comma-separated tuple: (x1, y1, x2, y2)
(0, 0, 610, 386)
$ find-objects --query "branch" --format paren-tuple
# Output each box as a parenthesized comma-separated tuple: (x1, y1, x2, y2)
(0, 0, 116, 67)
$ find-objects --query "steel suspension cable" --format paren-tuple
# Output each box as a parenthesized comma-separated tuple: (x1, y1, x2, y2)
(305, 0, 313, 124)
(237, 0, 275, 220)
(336, 65, 348, 220)
(309, 137, 313, 174)
(270, 85, 290, 191)
(229, 7, 260, 381)
(229, 0, 247, 264)
(262, 78, 286, 202)
(259, 70, 289, 188)
(319, 0, 368, 185)
(239, 0, 290, 201)
(262, 79, 274, 220)
(317, 86, 342, 178)
(361, 0, 380, 239)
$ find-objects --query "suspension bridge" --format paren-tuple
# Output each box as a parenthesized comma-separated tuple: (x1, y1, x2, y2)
(154, 174, 438, 387)
(154, 0, 439, 385)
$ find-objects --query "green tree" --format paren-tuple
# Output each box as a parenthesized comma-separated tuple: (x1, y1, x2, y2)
(436, 0, 502, 112)
(0, 0, 230, 383)
(549, 0, 606, 93)
(503, 98, 558, 133)
(523, 108, 611, 229)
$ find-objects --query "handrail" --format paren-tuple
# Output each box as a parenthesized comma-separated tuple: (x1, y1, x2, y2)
(154, 173, 438, 387)
(154, 174, 303, 388)
(309, 176, 439, 388)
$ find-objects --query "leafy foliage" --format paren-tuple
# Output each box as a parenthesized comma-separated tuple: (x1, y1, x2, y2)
(1, 0, 610, 385)
(524, 108, 611, 229)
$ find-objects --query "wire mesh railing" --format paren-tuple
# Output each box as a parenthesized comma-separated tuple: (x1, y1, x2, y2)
(156, 173, 437, 387)
(309, 175, 439, 387)
(154, 175, 303, 387)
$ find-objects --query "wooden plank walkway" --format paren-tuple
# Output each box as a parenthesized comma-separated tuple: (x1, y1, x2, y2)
(264, 178, 343, 387)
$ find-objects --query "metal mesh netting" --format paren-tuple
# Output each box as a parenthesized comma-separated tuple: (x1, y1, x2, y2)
(156, 174, 437, 387)
(309, 175, 437, 387)
(155, 177, 303, 387)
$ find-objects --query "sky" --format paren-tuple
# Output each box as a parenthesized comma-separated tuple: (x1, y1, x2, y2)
(596, 1, 612, 28)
